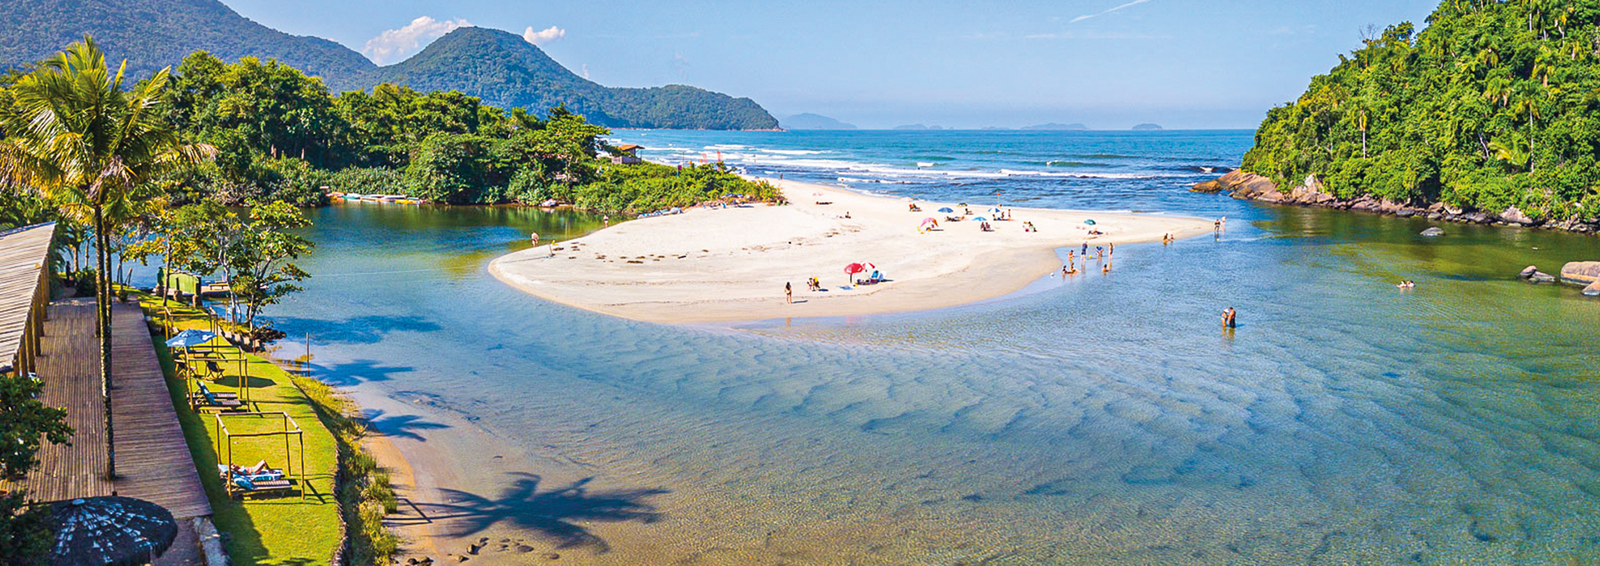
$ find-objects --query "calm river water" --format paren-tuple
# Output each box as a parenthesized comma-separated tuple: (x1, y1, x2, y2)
(253, 131, 1599, 564)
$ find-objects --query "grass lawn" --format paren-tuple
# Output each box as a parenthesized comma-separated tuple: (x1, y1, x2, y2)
(135, 291, 343, 565)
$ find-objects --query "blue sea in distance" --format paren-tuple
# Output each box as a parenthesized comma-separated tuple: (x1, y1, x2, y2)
(248, 130, 1600, 564)
(612, 129, 1247, 216)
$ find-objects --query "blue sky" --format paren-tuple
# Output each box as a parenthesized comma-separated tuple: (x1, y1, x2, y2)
(220, 0, 1442, 129)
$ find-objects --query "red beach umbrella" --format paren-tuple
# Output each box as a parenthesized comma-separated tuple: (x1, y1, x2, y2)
(845, 263, 866, 276)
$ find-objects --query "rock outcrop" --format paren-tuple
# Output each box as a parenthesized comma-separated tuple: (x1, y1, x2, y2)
(1195, 171, 1599, 235)
(1586, 281, 1600, 296)
(1560, 261, 1600, 285)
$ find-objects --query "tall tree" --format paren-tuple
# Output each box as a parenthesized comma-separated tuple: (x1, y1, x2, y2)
(0, 36, 212, 478)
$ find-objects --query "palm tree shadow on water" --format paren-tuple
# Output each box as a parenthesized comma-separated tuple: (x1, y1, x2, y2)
(417, 473, 668, 553)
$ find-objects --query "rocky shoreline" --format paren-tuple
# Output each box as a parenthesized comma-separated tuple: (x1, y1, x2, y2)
(1193, 170, 1598, 234)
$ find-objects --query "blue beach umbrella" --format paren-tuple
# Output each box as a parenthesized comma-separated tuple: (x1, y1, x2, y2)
(1084, 219, 1097, 226)
(165, 329, 218, 349)
(972, 217, 989, 222)
(937, 207, 954, 213)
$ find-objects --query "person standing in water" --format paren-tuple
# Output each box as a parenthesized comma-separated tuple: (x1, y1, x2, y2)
(1222, 307, 1237, 328)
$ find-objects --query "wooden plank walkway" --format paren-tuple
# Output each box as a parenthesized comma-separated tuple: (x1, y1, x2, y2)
(109, 300, 212, 520)
(1, 299, 211, 520)
(0, 223, 53, 369)
(1, 299, 111, 502)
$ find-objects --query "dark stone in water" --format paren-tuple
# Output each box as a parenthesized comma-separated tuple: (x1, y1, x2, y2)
(516, 545, 535, 553)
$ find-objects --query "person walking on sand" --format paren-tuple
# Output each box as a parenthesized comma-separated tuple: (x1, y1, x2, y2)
(785, 282, 793, 304)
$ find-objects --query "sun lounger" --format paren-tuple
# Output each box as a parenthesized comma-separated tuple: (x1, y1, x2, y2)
(217, 464, 285, 483)
(194, 384, 244, 411)
(229, 475, 294, 498)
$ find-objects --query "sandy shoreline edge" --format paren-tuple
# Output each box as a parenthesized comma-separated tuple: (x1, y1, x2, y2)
(490, 178, 1215, 324)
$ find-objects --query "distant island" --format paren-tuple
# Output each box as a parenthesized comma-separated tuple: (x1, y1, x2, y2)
(0, 0, 778, 130)
(1022, 123, 1090, 131)
(893, 124, 947, 131)
(1131, 123, 1164, 131)
(781, 113, 857, 130)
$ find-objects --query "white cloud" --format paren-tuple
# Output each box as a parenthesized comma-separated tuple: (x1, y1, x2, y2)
(523, 25, 566, 46)
(1069, 0, 1153, 24)
(362, 16, 470, 65)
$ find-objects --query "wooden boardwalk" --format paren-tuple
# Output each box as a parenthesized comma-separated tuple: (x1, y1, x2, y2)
(109, 300, 211, 520)
(2, 299, 111, 502)
(1, 298, 211, 520)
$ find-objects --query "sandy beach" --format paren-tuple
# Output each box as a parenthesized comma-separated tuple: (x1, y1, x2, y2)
(490, 179, 1214, 324)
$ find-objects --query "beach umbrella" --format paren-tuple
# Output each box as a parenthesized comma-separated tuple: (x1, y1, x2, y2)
(937, 207, 954, 213)
(845, 263, 865, 276)
(164, 329, 217, 349)
(989, 207, 1002, 215)
(921, 217, 937, 227)
(49, 496, 178, 566)
(972, 217, 989, 222)
(1084, 219, 1097, 226)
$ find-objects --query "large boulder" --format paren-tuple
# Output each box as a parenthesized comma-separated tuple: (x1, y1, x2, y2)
(1561, 261, 1600, 285)
(1499, 206, 1535, 225)
(1586, 281, 1600, 296)
(1519, 265, 1539, 279)
(1215, 170, 1282, 200)
(1191, 179, 1224, 193)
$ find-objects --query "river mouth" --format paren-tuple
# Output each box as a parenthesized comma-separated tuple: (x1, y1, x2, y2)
(252, 132, 1600, 564)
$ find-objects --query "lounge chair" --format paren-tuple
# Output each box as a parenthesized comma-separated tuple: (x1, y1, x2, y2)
(217, 463, 284, 484)
(228, 475, 294, 498)
(189, 382, 238, 401)
(193, 383, 243, 411)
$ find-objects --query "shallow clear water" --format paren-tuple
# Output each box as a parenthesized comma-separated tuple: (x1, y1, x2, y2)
(254, 131, 1600, 564)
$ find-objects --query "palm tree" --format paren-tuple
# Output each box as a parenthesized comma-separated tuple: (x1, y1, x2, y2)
(0, 36, 212, 478)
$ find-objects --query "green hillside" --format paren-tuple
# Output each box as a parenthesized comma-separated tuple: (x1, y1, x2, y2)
(0, 0, 777, 130)
(375, 27, 777, 130)
(1242, 0, 1600, 224)
(0, 0, 373, 89)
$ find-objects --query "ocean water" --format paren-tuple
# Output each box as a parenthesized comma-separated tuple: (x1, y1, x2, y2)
(257, 131, 1600, 564)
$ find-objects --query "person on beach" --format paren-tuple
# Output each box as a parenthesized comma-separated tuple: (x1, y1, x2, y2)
(1109, 242, 1115, 256)
(785, 282, 793, 304)
(1082, 243, 1089, 255)
(603, 215, 610, 226)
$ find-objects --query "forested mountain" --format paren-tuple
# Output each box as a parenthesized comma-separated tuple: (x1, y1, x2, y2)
(1241, 0, 1600, 224)
(375, 27, 776, 130)
(0, 0, 777, 130)
(0, 0, 373, 88)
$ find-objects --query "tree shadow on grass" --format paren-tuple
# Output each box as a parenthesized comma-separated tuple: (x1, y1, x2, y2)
(417, 473, 667, 553)
(360, 409, 450, 442)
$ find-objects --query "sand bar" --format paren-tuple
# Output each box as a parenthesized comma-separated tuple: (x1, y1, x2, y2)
(490, 179, 1214, 324)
